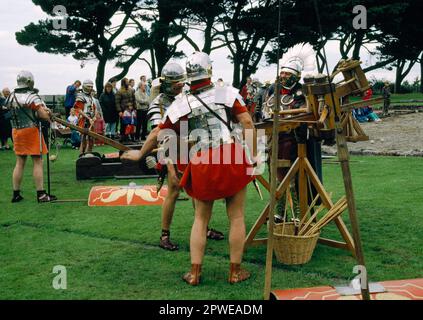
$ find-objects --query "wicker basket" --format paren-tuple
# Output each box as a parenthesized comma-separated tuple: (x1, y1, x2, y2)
(273, 222, 320, 265)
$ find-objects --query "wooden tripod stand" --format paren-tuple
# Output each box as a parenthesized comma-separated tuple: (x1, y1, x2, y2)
(260, 60, 372, 300)
(246, 140, 356, 256)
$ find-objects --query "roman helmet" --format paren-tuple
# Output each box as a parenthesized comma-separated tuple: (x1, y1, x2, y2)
(160, 62, 186, 96)
(16, 71, 35, 90)
(186, 52, 212, 84)
(82, 79, 94, 94)
(279, 43, 315, 90)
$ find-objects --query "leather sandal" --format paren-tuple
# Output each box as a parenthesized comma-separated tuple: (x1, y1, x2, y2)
(159, 236, 179, 251)
(37, 193, 57, 203)
(182, 264, 202, 286)
(207, 228, 224, 240)
(228, 263, 250, 284)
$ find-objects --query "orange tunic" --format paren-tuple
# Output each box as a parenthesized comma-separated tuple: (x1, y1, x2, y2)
(12, 102, 47, 156)
(160, 100, 254, 201)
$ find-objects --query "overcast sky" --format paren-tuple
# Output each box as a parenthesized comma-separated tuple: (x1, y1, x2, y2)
(0, 0, 420, 94)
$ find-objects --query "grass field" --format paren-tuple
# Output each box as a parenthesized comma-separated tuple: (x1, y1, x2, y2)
(0, 144, 422, 300)
(351, 92, 423, 108)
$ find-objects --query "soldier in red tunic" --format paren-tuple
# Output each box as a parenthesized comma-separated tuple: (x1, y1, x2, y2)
(122, 52, 257, 285)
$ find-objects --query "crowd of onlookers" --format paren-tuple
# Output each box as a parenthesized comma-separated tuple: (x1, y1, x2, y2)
(0, 76, 392, 153)
(62, 76, 152, 149)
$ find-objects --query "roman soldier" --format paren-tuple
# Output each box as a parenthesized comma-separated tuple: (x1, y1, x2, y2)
(146, 61, 224, 251)
(241, 77, 257, 118)
(73, 79, 97, 155)
(6, 71, 57, 203)
(122, 52, 257, 285)
(267, 43, 322, 222)
(147, 62, 186, 129)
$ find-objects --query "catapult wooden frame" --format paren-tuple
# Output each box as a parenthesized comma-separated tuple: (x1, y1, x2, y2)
(247, 60, 376, 256)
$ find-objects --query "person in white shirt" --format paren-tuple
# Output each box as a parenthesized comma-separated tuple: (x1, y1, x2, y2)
(67, 108, 80, 149)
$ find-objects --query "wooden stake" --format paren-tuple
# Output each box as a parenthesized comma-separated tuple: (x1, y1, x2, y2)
(263, 76, 281, 300)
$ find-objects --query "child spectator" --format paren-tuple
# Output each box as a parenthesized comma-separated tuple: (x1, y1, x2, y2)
(122, 103, 137, 142)
(353, 87, 381, 123)
(94, 112, 105, 146)
(67, 108, 81, 149)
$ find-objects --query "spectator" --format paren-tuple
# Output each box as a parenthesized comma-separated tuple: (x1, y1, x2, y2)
(129, 79, 136, 92)
(115, 78, 136, 141)
(0, 87, 12, 150)
(240, 77, 257, 116)
(140, 75, 151, 96)
(99, 82, 118, 139)
(353, 87, 381, 123)
(64, 80, 81, 118)
(122, 103, 137, 142)
(67, 108, 80, 149)
(94, 112, 105, 146)
(134, 82, 150, 141)
(109, 77, 118, 94)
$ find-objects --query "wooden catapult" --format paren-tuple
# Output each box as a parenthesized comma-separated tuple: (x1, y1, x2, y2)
(248, 60, 381, 300)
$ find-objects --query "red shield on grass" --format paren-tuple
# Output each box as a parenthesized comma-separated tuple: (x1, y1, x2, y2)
(88, 185, 168, 207)
(271, 278, 423, 300)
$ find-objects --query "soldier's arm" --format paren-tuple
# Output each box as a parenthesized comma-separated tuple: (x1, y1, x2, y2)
(233, 100, 257, 158)
(121, 126, 160, 162)
(32, 103, 50, 121)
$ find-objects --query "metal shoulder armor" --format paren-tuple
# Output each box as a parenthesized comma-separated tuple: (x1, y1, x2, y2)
(148, 93, 173, 126)
(214, 85, 244, 107)
(7, 90, 42, 129)
(75, 92, 87, 103)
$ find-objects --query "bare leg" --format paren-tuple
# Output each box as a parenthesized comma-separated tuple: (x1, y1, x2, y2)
(31, 155, 44, 191)
(190, 199, 213, 264)
(159, 163, 181, 250)
(226, 187, 247, 264)
(191, 194, 224, 241)
(13, 155, 27, 190)
(161, 163, 180, 231)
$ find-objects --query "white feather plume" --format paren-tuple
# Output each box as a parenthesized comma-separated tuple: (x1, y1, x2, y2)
(279, 43, 316, 73)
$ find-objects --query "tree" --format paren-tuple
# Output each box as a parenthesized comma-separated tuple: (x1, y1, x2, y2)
(265, 0, 342, 74)
(420, 52, 423, 93)
(129, 0, 188, 77)
(16, 0, 147, 93)
(177, 0, 227, 54)
(216, 0, 286, 87)
(376, 0, 423, 92)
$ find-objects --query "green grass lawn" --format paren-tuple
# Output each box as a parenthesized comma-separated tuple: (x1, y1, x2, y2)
(351, 92, 423, 108)
(0, 144, 422, 299)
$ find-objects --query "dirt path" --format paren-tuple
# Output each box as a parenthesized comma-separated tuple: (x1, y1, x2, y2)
(322, 111, 423, 157)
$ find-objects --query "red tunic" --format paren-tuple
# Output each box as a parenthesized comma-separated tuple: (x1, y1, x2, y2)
(12, 102, 47, 156)
(74, 100, 97, 128)
(159, 99, 254, 201)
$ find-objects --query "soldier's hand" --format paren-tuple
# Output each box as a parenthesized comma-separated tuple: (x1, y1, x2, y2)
(121, 150, 143, 162)
(145, 156, 158, 169)
(250, 151, 265, 176)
